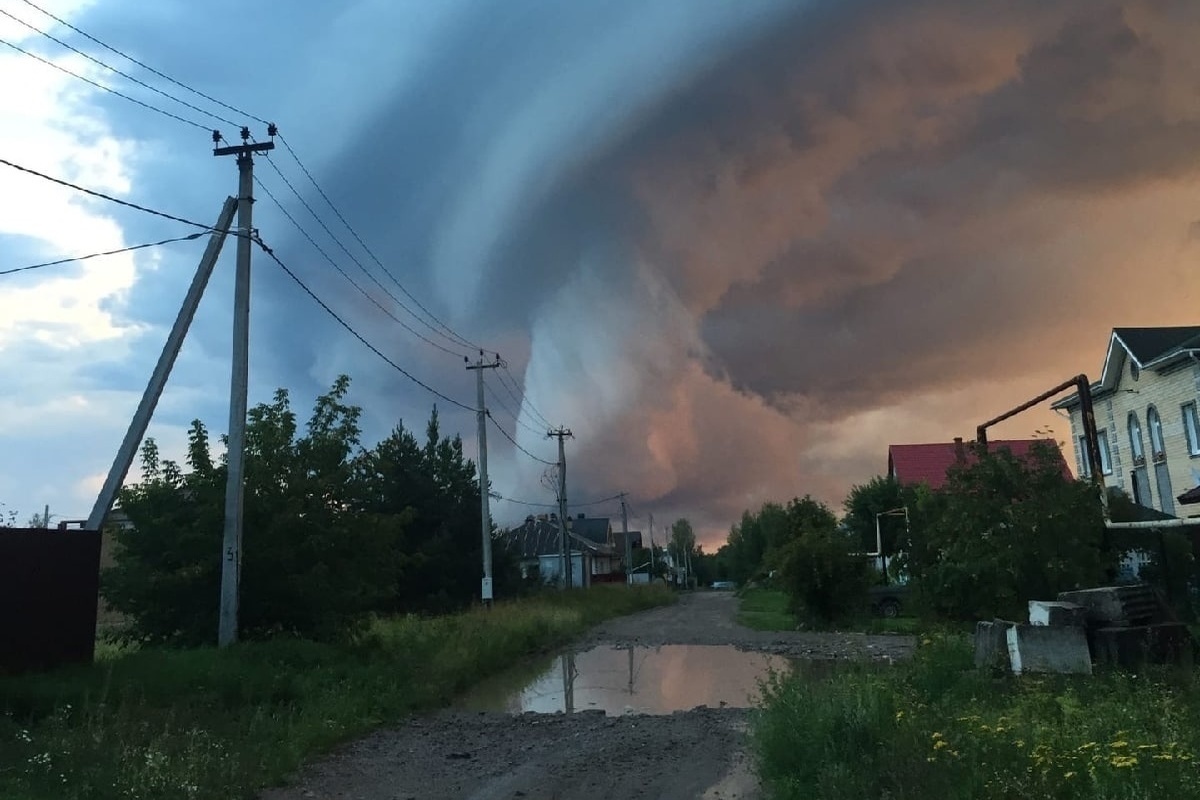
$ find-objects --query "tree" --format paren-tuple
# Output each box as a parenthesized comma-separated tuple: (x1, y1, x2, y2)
(775, 496, 869, 624)
(0, 502, 17, 527)
(668, 518, 696, 585)
(905, 442, 1115, 621)
(842, 475, 919, 560)
(104, 378, 409, 643)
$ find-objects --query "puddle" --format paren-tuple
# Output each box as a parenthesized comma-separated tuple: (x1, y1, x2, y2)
(457, 644, 794, 716)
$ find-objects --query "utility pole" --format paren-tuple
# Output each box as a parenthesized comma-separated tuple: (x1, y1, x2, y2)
(547, 427, 573, 588)
(214, 125, 274, 648)
(620, 493, 632, 585)
(466, 351, 502, 604)
(648, 512, 655, 580)
(86, 197, 238, 533)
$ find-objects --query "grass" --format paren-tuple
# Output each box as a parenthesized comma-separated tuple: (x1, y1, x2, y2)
(737, 587, 797, 631)
(736, 587, 930, 634)
(0, 585, 673, 800)
(753, 633, 1200, 799)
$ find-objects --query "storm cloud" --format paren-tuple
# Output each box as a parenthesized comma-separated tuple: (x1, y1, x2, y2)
(7, 0, 1200, 543)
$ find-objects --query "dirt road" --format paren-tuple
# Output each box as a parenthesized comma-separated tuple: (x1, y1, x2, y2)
(261, 593, 915, 800)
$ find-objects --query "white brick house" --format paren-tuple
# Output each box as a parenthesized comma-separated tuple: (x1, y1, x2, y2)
(1053, 327, 1200, 517)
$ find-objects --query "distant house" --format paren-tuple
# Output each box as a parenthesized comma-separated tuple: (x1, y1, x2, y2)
(499, 514, 618, 587)
(1052, 327, 1200, 517)
(888, 438, 1070, 490)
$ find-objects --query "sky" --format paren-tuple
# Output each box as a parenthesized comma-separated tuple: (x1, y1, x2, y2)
(3, 0, 1200, 547)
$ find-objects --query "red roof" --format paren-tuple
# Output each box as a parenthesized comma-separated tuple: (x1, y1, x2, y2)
(887, 440, 1071, 490)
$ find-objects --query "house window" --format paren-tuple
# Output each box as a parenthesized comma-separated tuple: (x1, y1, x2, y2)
(1184, 403, 1200, 456)
(1128, 413, 1146, 464)
(1078, 436, 1091, 478)
(1147, 406, 1166, 461)
(1098, 430, 1113, 475)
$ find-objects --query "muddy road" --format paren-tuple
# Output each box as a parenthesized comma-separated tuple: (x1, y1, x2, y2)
(262, 593, 915, 800)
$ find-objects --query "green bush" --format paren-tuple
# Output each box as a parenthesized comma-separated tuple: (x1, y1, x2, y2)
(904, 442, 1115, 621)
(772, 497, 870, 624)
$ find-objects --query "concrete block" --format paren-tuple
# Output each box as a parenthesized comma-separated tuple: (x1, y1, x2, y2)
(1057, 585, 1162, 626)
(1006, 624, 1092, 675)
(1028, 601, 1088, 627)
(974, 620, 1015, 670)
(1094, 623, 1194, 669)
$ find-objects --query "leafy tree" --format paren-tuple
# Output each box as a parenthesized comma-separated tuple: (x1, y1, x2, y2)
(723, 502, 791, 584)
(0, 502, 17, 527)
(104, 378, 408, 643)
(905, 442, 1115, 621)
(842, 475, 919, 560)
(775, 496, 869, 624)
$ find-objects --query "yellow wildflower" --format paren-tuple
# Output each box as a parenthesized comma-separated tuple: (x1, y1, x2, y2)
(1110, 755, 1138, 769)
(895, 711, 905, 721)
(932, 732, 943, 740)
(1064, 771, 1077, 779)
(934, 740, 948, 751)
(1110, 740, 1128, 749)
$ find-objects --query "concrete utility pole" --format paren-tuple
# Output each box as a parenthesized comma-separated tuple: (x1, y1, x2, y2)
(620, 493, 632, 585)
(648, 512, 655, 580)
(467, 352, 502, 604)
(214, 126, 274, 648)
(547, 427, 573, 588)
(86, 197, 239, 532)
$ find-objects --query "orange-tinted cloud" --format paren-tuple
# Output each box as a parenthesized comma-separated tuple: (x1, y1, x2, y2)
(495, 0, 1200, 548)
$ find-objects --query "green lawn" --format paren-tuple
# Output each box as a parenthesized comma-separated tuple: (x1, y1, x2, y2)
(0, 585, 674, 800)
(754, 634, 1200, 799)
(737, 587, 797, 631)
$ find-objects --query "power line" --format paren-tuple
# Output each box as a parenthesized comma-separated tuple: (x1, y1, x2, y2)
(486, 410, 556, 466)
(0, 8, 241, 128)
(257, 154, 470, 357)
(252, 172, 468, 358)
(252, 234, 475, 413)
(16, 0, 270, 125)
(495, 491, 625, 509)
(0, 35, 211, 131)
(496, 365, 556, 430)
(485, 381, 545, 438)
(276, 134, 489, 355)
(1, 231, 203, 277)
(0, 156, 243, 234)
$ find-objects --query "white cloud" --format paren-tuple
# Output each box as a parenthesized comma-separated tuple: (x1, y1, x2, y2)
(0, 1, 158, 518)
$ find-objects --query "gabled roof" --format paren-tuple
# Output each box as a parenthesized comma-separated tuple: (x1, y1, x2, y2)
(1114, 327, 1200, 366)
(888, 439, 1070, 490)
(499, 518, 613, 559)
(1054, 327, 1200, 410)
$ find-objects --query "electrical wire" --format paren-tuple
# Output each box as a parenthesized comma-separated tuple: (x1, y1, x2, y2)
(0, 36, 211, 131)
(0, 231, 203, 277)
(0, 8, 241, 128)
(495, 491, 626, 509)
(16, 0, 270, 125)
(496, 366, 556, 431)
(485, 381, 546, 438)
(252, 174, 471, 357)
(486, 410, 557, 466)
(252, 233, 475, 413)
(257, 154, 469, 358)
(276, 133, 489, 354)
(0, 156, 241, 234)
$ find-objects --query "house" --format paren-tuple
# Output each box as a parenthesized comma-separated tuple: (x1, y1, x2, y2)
(1052, 327, 1200, 517)
(499, 514, 618, 587)
(888, 438, 1071, 490)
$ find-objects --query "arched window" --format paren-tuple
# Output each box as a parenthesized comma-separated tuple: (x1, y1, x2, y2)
(1128, 412, 1145, 461)
(1147, 406, 1165, 459)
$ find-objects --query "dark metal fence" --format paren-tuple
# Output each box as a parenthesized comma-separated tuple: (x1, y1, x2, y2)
(0, 528, 101, 675)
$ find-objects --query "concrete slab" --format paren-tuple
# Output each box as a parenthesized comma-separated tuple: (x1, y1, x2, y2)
(1006, 624, 1092, 675)
(974, 620, 1015, 670)
(1028, 601, 1088, 627)
(1057, 585, 1162, 626)
(1094, 623, 1194, 669)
